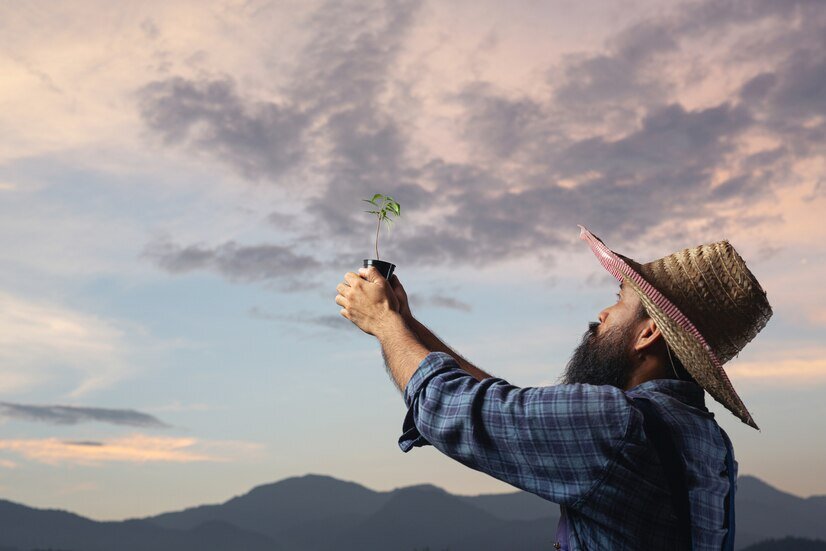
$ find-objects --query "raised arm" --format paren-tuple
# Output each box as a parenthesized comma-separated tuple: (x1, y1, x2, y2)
(388, 273, 494, 381)
(405, 315, 494, 381)
(398, 351, 634, 507)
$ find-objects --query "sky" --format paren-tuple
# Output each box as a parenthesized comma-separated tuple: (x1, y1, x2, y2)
(0, 0, 824, 521)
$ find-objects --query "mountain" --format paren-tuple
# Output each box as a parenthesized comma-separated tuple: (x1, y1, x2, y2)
(0, 499, 280, 551)
(0, 473, 823, 551)
(147, 476, 560, 551)
(334, 485, 519, 551)
(741, 537, 826, 551)
(148, 474, 389, 541)
(454, 487, 557, 521)
(735, 475, 826, 549)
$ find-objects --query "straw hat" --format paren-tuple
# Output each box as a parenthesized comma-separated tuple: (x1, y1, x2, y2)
(577, 224, 773, 430)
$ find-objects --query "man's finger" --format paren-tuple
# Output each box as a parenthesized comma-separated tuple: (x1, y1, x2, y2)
(336, 282, 349, 294)
(364, 265, 384, 283)
(344, 272, 361, 286)
(335, 294, 348, 308)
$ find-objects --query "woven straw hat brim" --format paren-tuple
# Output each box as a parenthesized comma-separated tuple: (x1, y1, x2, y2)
(577, 225, 760, 430)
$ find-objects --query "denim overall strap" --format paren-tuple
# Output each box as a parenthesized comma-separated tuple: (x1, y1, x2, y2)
(633, 397, 693, 550)
(553, 503, 570, 550)
(720, 427, 736, 551)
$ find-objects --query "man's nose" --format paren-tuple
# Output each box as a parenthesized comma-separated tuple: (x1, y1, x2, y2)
(598, 308, 609, 325)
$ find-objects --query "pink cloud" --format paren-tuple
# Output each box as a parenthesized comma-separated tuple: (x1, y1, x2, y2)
(0, 434, 263, 466)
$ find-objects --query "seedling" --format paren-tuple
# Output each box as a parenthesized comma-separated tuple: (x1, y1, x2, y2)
(363, 193, 400, 261)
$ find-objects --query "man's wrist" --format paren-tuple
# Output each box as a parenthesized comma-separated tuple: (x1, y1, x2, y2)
(375, 311, 432, 393)
(376, 311, 411, 342)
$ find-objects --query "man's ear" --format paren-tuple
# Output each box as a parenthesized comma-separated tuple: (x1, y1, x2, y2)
(632, 318, 662, 356)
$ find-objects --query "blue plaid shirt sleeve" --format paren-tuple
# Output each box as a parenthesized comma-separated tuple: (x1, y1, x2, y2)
(398, 351, 634, 506)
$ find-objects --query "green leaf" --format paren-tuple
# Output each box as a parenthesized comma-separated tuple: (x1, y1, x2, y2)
(362, 198, 378, 205)
(371, 193, 383, 203)
(388, 202, 400, 216)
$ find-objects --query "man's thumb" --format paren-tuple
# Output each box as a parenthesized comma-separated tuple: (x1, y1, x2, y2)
(360, 266, 382, 282)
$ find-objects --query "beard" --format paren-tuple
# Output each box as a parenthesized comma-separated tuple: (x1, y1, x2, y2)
(561, 320, 636, 389)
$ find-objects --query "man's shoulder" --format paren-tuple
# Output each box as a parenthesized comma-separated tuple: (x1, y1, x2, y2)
(625, 378, 709, 415)
(624, 379, 729, 463)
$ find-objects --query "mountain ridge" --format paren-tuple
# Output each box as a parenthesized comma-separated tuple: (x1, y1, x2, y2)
(0, 473, 823, 551)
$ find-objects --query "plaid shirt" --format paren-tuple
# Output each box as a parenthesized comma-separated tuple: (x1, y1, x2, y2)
(399, 351, 737, 550)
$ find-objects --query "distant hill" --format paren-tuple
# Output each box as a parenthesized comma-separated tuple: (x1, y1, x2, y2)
(0, 499, 279, 551)
(0, 473, 823, 550)
(741, 537, 826, 551)
(735, 475, 826, 549)
(146, 475, 560, 551)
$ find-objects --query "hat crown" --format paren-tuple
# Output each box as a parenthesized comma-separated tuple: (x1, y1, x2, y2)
(632, 240, 773, 365)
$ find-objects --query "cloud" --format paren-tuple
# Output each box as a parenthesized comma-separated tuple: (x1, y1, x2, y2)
(137, 75, 311, 182)
(726, 346, 826, 386)
(409, 292, 473, 313)
(140, 237, 323, 291)
(248, 306, 352, 331)
(0, 402, 170, 428)
(0, 291, 133, 396)
(136, 0, 434, 279)
(131, 0, 826, 291)
(0, 434, 263, 466)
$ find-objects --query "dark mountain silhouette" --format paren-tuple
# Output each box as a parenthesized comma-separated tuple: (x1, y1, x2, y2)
(741, 537, 826, 551)
(0, 499, 280, 551)
(453, 487, 556, 521)
(147, 476, 560, 551)
(332, 485, 521, 551)
(148, 474, 389, 541)
(0, 473, 823, 551)
(734, 475, 826, 549)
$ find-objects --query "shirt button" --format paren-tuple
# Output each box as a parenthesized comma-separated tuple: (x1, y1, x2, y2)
(554, 542, 561, 549)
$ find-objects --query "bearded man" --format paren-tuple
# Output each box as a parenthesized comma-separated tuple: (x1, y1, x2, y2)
(335, 225, 772, 550)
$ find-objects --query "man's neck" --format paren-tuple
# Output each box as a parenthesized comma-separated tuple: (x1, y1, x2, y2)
(624, 358, 670, 391)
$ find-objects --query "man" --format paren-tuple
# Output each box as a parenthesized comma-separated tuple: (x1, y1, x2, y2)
(335, 224, 772, 550)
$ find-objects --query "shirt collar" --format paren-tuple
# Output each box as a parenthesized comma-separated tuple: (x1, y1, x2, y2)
(627, 378, 708, 411)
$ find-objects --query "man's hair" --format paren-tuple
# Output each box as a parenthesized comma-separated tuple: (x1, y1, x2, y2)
(632, 301, 696, 383)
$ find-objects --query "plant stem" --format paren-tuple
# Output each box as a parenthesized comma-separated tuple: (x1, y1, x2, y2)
(375, 215, 381, 260)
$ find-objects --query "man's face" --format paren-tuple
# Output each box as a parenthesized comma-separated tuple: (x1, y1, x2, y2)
(561, 280, 641, 389)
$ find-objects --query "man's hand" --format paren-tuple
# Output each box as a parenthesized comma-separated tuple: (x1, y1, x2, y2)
(388, 274, 413, 321)
(336, 266, 401, 337)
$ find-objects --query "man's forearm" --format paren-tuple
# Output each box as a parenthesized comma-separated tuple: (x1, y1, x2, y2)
(376, 314, 432, 395)
(404, 315, 494, 381)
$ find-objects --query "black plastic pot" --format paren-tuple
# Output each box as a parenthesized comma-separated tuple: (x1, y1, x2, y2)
(363, 259, 396, 280)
